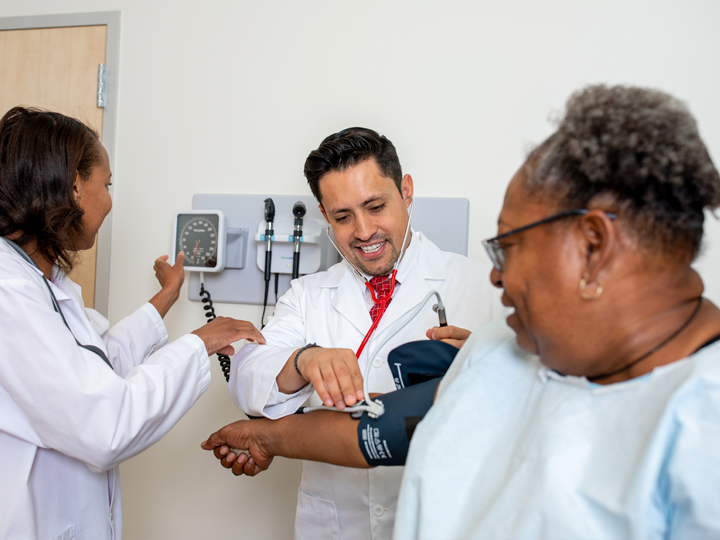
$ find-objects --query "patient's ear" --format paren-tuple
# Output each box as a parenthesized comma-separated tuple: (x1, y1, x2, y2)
(579, 210, 616, 280)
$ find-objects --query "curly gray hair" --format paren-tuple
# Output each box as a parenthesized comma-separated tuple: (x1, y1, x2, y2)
(525, 84, 720, 258)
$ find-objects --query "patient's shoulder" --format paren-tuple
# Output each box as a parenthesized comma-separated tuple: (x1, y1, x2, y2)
(439, 321, 533, 392)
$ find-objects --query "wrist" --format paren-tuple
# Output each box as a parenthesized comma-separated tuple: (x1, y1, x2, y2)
(149, 288, 179, 318)
(246, 417, 283, 459)
(271, 415, 302, 459)
(294, 343, 321, 378)
(161, 285, 181, 303)
(265, 418, 283, 457)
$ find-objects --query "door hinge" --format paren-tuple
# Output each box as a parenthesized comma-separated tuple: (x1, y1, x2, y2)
(97, 64, 108, 108)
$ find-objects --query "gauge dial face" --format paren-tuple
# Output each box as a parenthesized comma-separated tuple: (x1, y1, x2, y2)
(176, 214, 220, 268)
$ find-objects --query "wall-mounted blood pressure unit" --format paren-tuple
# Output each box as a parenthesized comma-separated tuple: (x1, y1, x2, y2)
(174, 195, 471, 305)
(173, 210, 233, 381)
(172, 211, 226, 272)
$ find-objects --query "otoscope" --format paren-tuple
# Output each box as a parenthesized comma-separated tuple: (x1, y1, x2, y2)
(261, 198, 275, 329)
(291, 201, 306, 280)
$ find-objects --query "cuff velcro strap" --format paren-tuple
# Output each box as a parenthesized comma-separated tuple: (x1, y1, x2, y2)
(357, 378, 440, 466)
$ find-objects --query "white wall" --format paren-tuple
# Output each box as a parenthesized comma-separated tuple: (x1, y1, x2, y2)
(2, 1, 720, 538)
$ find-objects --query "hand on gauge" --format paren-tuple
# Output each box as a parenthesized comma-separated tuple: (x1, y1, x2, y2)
(280, 347, 364, 410)
(149, 252, 185, 318)
(201, 419, 275, 477)
(426, 325, 471, 349)
(192, 317, 266, 357)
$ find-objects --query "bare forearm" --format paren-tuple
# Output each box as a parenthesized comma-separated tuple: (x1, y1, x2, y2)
(149, 288, 179, 319)
(204, 384, 439, 473)
(267, 411, 370, 468)
(276, 349, 308, 394)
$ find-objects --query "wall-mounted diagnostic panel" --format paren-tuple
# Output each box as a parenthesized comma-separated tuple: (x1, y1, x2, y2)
(184, 194, 339, 306)
(179, 194, 470, 306)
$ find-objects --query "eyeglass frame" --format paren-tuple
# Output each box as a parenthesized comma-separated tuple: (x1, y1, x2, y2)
(482, 209, 618, 272)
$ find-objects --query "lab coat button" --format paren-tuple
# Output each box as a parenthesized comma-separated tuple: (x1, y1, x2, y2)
(372, 357, 383, 368)
(373, 505, 385, 517)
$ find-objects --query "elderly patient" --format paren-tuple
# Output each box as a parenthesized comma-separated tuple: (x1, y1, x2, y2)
(203, 85, 720, 539)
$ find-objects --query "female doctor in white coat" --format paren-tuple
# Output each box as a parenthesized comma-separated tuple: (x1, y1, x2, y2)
(0, 107, 265, 540)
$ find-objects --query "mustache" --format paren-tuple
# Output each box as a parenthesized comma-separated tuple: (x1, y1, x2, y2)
(349, 235, 388, 249)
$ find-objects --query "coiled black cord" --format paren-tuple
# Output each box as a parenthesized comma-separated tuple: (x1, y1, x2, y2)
(199, 283, 231, 382)
(260, 279, 270, 330)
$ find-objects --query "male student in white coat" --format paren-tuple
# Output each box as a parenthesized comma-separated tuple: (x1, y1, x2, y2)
(229, 127, 501, 540)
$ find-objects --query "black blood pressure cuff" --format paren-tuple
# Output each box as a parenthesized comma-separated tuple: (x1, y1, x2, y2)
(388, 339, 459, 390)
(357, 378, 440, 466)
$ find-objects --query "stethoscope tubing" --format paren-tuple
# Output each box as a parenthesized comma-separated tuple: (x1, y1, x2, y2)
(325, 198, 413, 359)
(302, 288, 445, 417)
(1, 237, 113, 369)
(325, 197, 414, 288)
(354, 268, 397, 359)
(303, 199, 449, 417)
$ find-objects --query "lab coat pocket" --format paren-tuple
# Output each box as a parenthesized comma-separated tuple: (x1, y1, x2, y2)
(43, 524, 75, 540)
(295, 488, 339, 540)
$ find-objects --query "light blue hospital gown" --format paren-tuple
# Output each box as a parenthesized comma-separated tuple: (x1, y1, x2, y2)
(394, 322, 720, 539)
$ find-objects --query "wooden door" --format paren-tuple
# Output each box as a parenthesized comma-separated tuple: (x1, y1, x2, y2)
(0, 25, 107, 308)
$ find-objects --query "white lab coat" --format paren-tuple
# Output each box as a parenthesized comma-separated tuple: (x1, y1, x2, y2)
(0, 240, 210, 540)
(230, 232, 502, 540)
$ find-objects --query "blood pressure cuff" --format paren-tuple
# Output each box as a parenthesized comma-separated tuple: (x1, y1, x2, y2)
(357, 378, 440, 466)
(388, 339, 459, 390)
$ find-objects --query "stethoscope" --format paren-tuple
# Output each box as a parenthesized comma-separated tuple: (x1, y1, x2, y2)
(325, 198, 414, 360)
(303, 197, 448, 418)
(1, 237, 113, 369)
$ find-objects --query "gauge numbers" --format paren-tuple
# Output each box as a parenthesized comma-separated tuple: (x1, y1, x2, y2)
(174, 211, 226, 272)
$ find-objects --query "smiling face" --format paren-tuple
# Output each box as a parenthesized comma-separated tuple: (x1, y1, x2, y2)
(74, 144, 113, 251)
(318, 158, 413, 277)
(490, 167, 590, 366)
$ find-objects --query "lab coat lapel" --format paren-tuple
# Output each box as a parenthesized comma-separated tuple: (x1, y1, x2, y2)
(325, 232, 449, 340)
(328, 263, 372, 336)
(48, 271, 104, 348)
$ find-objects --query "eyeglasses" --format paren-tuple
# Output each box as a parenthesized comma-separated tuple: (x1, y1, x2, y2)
(482, 209, 617, 272)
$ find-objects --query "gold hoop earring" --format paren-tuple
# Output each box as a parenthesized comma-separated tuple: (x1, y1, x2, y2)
(579, 273, 602, 300)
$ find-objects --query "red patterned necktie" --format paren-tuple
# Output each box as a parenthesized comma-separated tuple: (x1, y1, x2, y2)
(369, 275, 395, 322)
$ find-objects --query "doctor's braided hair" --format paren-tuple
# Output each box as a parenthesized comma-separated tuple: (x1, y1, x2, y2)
(304, 127, 403, 204)
(524, 85, 720, 260)
(0, 107, 101, 272)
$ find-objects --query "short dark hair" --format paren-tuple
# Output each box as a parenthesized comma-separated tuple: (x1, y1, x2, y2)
(525, 85, 720, 259)
(0, 107, 101, 272)
(304, 127, 403, 203)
